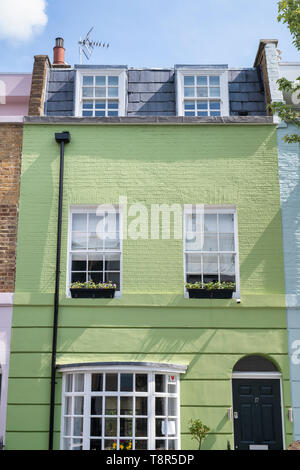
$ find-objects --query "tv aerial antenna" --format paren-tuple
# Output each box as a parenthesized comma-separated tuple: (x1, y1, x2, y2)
(78, 27, 109, 64)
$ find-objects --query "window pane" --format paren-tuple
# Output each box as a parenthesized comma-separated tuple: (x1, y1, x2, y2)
(71, 272, 86, 283)
(186, 254, 201, 273)
(155, 397, 166, 416)
(197, 76, 207, 85)
(156, 439, 166, 450)
(83, 76, 93, 86)
(120, 418, 133, 437)
(210, 101, 221, 110)
(184, 100, 195, 110)
(108, 87, 118, 97)
(155, 375, 165, 393)
(105, 418, 117, 436)
(72, 213, 87, 232)
(168, 398, 177, 416)
(105, 396, 117, 415)
(204, 214, 217, 232)
(210, 87, 220, 97)
(89, 213, 106, 232)
(105, 374, 118, 391)
(83, 111, 93, 117)
(104, 272, 120, 289)
(65, 397, 72, 415)
(211, 111, 221, 116)
(203, 254, 218, 276)
(136, 374, 147, 392)
(136, 397, 147, 416)
(185, 232, 204, 251)
(83, 101, 93, 109)
(135, 440, 147, 449)
(91, 397, 103, 415)
(91, 418, 102, 436)
(155, 418, 164, 437)
(95, 88, 106, 97)
(63, 438, 71, 450)
(92, 374, 103, 391)
(136, 418, 148, 437)
(72, 254, 86, 272)
(167, 420, 177, 436)
(185, 111, 195, 116)
(72, 233, 87, 250)
(64, 417, 71, 436)
(88, 233, 104, 250)
(88, 254, 104, 271)
(186, 274, 201, 283)
(74, 374, 84, 392)
(108, 111, 118, 117)
(94, 102, 105, 110)
(219, 214, 234, 233)
(108, 101, 119, 109)
(209, 75, 220, 85)
(184, 76, 194, 85)
(203, 234, 218, 252)
(120, 373, 133, 391)
(184, 87, 194, 97)
(103, 439, 115, 449)
(197, 87, 208, 97)
(197, 101, 208, 110)
(108, 76, 118, 86)
(88, 272, 103, 283)
(105, 234, 120, 250)
(220, 254, 235, 282)
(219, 234, 235, 251)
(82, 87, 93, 98)
(105, 254, 120, 271)
(74, 396, 84, 415)
(95, 76, 106, 86)
(120, 397, 133, 415)
(73, 417, 83, 436)
(90, 439, 102, 451)
(197, 111, 208, 116)
(95, 111, 105, 117)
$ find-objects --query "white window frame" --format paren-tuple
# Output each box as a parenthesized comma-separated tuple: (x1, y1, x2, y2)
(67, 205, 122, 298)
(59, 363, 187, 451)
(75, 69, 127, 117)
(176, 69, 229, 117)
(183, 205, 240, 298)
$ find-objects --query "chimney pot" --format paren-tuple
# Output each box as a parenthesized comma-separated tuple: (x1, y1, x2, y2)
(53, 37, 66, 65)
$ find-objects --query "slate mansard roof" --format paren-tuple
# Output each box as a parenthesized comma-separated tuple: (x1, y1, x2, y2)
(44, 64, 266, 117)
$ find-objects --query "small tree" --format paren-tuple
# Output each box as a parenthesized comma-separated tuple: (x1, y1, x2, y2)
(270, 1, 300, 144)
(188, 419, 210, 450)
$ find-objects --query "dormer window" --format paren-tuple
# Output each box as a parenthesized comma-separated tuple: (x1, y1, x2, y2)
(176, 68, 229, 117)
(75, 69, 126, 117)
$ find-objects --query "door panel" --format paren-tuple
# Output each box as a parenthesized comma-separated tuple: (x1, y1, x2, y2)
(232, 379, 283, 450)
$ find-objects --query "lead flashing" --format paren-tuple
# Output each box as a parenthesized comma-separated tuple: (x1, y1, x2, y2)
(57, 361, 188, 373)
(24, 116, 274, 125)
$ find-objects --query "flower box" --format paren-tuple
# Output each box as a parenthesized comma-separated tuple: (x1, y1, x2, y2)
(70, 288, 116, 299)
(187, 288, 234, 299)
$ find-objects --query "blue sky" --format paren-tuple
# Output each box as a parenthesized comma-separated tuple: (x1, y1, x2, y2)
(0, 0, 298, 73)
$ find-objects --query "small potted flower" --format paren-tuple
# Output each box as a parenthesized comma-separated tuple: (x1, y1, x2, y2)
(70, 280, 117, 299)
(185, 281, 236, 299)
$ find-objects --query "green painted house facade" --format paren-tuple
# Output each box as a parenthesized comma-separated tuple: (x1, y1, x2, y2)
(5, 119, 292, 450)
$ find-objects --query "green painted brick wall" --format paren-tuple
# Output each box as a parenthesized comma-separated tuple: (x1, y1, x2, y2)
(6, 123, 291, 450)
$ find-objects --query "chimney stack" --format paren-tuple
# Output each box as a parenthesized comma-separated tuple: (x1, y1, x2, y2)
(53, 37, 70, 67)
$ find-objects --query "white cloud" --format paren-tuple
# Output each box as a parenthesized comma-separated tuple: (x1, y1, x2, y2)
(0, 0, 48, 42)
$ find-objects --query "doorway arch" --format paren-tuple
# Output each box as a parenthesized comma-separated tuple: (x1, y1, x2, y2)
(232, 355, 284, 450)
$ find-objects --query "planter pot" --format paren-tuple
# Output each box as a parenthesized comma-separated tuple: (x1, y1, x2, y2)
(187, 289, 234, 299)
(70, 288, 116, 299)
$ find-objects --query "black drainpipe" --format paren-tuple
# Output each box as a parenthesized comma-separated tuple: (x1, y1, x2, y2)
(49, 132, 71, 450)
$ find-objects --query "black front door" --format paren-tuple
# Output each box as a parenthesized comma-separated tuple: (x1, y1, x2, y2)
(232, 378, 283, 450)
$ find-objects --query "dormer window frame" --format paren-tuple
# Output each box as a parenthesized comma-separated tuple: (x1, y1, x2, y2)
(176, 68, 230, 117)
(75, 69, 127, 117)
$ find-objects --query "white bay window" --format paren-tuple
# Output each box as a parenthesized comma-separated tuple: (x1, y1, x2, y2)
(59, 364, 186, 450)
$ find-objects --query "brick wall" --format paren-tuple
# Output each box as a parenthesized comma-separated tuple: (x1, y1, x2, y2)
(0, 124, 23, 292)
